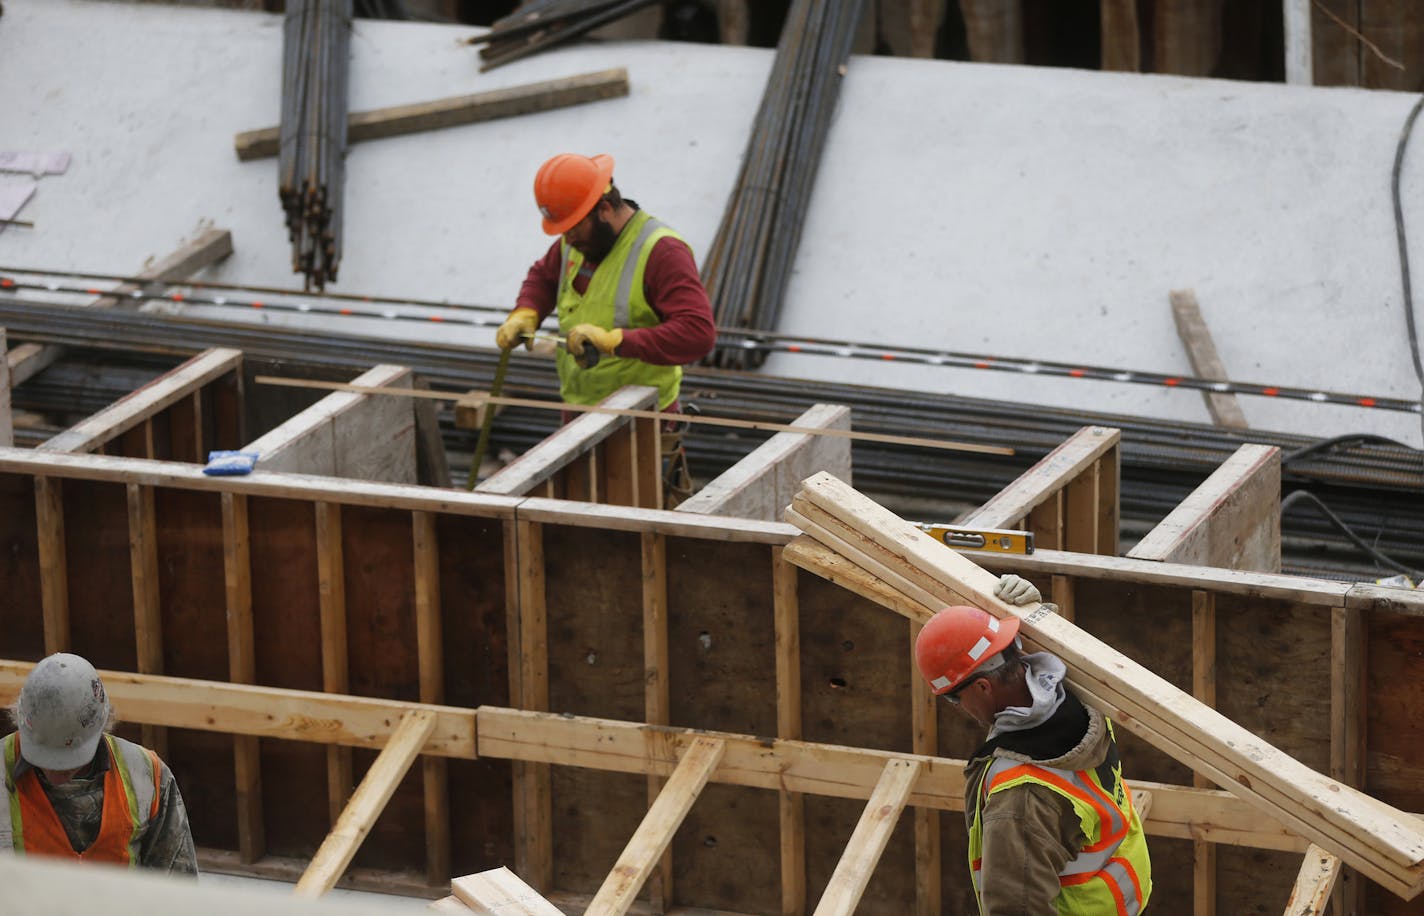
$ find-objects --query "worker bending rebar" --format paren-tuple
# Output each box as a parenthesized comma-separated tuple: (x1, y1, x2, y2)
(1, 654, 197, 874)
(494, 152, 717, 500)
(917, 575, 1153, 914)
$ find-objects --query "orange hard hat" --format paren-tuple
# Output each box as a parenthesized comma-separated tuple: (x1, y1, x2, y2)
(533, 153, 615, 236)
(914, 606, 1020, 695)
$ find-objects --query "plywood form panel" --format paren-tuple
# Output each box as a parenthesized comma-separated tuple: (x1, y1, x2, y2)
(542, 524, 644, 894)
(434, 513, 514, 876)
(666, 537, 777, 736)
(803, 796, 917, 915)
(0, 472, 45, 660)
(62, 478, 137, 671)
(247, 495, 328, 859)
(153, 487, 238, 851)
(339, 504, 425, 874)
(669, 783, 780, 914)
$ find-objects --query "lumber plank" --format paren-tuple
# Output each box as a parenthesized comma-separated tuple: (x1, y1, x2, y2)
(1284, 845, 1342, 915)
(1050, 574, 1075, 623)
(0, 328, 11, 447)
(0, 663, 476, 757)
(479, 386, 657, 497)
(772, 548, 806, 916)
(414, 510, 451, 887)
(1096, 445, 1120, 555)
(127, 483, 167, 757)
(34, 476, 70, 654)
(293, 709, 437, 898)
(792, 472, 1424, 896)
(1127, 444, 1281, 572)
(0, 449, 523, 519)
(633, 410, 660, 509)
(38, 348, 243, 455)
(584, 737, 726, 916)
(235, 69, 631, 161)
(1101, 0, 1141, 70)
(474, 707, 1305, 851)
(453, 866, 565, 915)
(6, 229, 233, 387)
(1063, 461, 1100, 554)
(1330, 605, 1368, 914)
(960, 426, 1120, 530)
(1192, 590, 1217, 916)
(601, 421, 638, 507)
(640, 532, 673, 910)
(811, 758, 921, 916)
(782, 536, 935, 621)
(1170, 289, 1249, 430)
(316, 502, 355, 823)
(1029, 489, 1064, 550)
(222, 492, 265, 863)
(511, 520, 553, 891)
(411, 376, 452, 488)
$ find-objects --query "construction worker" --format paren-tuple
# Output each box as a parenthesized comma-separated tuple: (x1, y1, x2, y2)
(917, 575, 1151, 915)
(2, 653, 197, 874)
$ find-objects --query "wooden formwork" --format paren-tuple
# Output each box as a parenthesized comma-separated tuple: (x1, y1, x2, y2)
(0, 384, 1421, 914)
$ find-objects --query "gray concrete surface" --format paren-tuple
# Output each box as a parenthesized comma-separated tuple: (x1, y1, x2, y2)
(2, 0, 1422, 446)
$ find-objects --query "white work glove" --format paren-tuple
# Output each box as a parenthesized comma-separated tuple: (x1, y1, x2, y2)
(994, 574, 1041, 607)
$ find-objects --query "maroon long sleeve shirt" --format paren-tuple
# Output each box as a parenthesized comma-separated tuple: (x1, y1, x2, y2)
(515, 230, 717, 367)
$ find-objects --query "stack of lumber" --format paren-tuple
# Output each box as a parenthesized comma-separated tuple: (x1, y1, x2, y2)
(782, 471, 1424, 900)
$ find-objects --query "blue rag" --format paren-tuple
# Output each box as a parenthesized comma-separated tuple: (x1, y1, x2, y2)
(203, 450, 259, 476)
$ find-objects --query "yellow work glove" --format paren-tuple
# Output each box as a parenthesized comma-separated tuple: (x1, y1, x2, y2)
(495, 308, 539, 351)
(567, 324, 623, 368)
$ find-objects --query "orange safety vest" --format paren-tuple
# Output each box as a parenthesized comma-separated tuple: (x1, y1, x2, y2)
(2, 733, 161, 865)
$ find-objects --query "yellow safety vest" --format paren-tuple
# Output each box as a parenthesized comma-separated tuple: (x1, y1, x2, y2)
(555, 209, 684, 409)
(967, 720, 1152, 914)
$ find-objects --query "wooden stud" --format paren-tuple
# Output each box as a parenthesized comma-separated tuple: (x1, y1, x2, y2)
(811, 758, 922, 916)
(1331, 605, 1368, 916)
(414, 510, 451, 888)
(910, 623, 939, 916)
(316, 502, 354, 824)
(602, 421, 638, 507)
(292, 709, 437, 898)
(222, 492, 265, 863)
(1028, 489, 1064, 551)
(635, 411, 661, 509)
(584, 737, 726, 916)
(1101, 0, 1141, 71)
(1153, 0, 1223, 77)
(165, 390, 203, 463)
(772, 548, 805, 916)
(1096, 446, 1121, 557)
(1063, 460, 1100, 554)
(1192, 590, 1217, 916)
(512, 520, 553, 891)
(962, 427, 1119, 533)
(127, 483, 166, 758)
(1050, 575, 1075, 624)
(0, 328, 11, 448)
(641, 532, 673, 910)
(959, 0, 1024, 63)
(34, 476, 70, 655)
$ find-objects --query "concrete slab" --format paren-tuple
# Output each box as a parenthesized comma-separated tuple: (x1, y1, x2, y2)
(2, 0, 1421, 446)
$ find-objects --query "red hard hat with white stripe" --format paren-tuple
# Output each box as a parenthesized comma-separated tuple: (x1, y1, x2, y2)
(915, 606, 1021, 695)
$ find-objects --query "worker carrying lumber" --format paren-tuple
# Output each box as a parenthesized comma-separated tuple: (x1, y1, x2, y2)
(1, 653, 198, 874)
(917, 575, 1152, 915)
(495, 153, 717, 501)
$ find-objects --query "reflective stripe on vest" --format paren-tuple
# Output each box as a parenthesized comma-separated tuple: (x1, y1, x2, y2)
(555, 210, 684, 409)
(968, 741, 1150, 914)
(1, 733, 160, 865)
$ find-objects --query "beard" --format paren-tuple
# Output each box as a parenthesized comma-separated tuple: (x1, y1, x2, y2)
(573, 213, 619, 263)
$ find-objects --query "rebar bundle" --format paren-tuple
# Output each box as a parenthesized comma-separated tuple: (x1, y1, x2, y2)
(473, 0, 663, 72)
(279, 0, 352, 290)
(701, 0, 867, 369)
